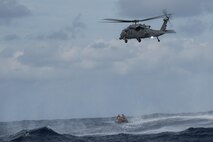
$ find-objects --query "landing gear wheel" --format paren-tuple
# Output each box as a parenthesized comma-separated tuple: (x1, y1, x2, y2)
(137, 38, 141, 43)
(157, 37, 160, 42)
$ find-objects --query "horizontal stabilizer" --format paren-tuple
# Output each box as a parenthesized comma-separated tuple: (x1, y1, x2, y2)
(165, 30, 176, 33)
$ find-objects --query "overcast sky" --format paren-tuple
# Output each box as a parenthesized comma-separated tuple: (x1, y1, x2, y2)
(0, 0, 213, 122)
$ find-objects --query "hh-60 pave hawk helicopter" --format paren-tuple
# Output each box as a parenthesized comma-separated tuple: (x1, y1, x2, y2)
(103, 10, 175, 43)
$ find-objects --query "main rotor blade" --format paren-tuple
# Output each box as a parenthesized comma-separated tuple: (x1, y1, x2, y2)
(102, 18, 136, 23)
(103, 11, 173, 23)
(103, 15, 165, 23)
(137, 15, 165, 22)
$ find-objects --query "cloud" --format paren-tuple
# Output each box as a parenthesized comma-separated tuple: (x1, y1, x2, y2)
(3, 34, 20, 41)
(178, 19, 206, 36)
(0, 49, 56, 80)
(1, 37, 212, 80)
(30, 14, 86, 41)
(0, 0, 31, 24)
(33, 31, 69, 41)
(116, 0, 213, 18)
(177, 17, 213, 37)
(65, 14, 86, 39)
(1, 37, 213, 120)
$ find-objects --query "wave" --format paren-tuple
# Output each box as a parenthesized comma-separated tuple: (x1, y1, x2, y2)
(1, 111, 213, 136)
(122, 112, 213, 134)
(1, 126, 213, 142)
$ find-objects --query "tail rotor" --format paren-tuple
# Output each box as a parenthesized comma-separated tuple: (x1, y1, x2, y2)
(160, 9, 175, 32)
(163, 9, 172, 19)
(162, 9, 173, 25)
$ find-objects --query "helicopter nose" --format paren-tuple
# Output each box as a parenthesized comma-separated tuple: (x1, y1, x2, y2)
(120, 31, 126, 39)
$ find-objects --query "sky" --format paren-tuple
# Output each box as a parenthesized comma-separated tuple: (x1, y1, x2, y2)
(0, 0, 213, 122)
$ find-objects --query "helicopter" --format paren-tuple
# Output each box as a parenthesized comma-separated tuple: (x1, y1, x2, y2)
(103, 10, 175, 43)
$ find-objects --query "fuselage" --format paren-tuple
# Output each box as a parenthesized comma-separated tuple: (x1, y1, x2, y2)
(119, 24, 165, 40)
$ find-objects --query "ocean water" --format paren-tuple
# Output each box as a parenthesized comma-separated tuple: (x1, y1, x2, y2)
(1, 111, 213, 142)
